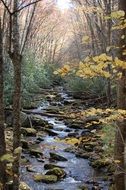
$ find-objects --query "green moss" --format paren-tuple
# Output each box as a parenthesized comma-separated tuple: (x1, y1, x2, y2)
(29, 148, 43, 157)
(45, 167, 66, 178)
(21, 128, 37, 136)
(101, 124, 115, 157)
(34, 174, 58, 183)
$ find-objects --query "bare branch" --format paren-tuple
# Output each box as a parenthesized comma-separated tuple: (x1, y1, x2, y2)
(0, 0, 12, 14)
(12, 0, 42, 14)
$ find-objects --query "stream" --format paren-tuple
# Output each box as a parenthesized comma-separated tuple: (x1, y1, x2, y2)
(20, 87, 110, 190)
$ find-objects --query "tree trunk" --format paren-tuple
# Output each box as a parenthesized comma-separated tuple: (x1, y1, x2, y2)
(114, 119, 126, 190)
(10, 1, 22, 189)
(12, 58, 22, 190)
(114, 0, 126, 190)
(0, 18, 7, 190)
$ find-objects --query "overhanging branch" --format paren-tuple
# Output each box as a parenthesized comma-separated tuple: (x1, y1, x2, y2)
(12, 0, 42, 14)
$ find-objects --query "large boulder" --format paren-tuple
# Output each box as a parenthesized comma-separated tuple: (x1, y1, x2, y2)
(50, 152, 67, 161)
(21, 128, 37, 136)
(21, 112, 31, 128)
(5, 110, 31, 128)
(31, 115, 48, 127)
(46, 167, 66, 179)
(29, 148, 43, 157)
(44, 163, 64, 170)
(34, 174, 58, 183)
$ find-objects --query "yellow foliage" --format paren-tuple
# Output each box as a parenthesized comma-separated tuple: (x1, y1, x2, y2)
(114, 57, 126, 69)
(56, 137, 82, 145)
(0, 153, 14, 163)
(54, 65, 70, 76)
(111, 10, 125, 19)
(54, 52, 126, 80)
(82, 36, 90, 44)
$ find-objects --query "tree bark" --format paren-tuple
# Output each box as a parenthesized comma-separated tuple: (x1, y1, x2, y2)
(10, 1, 22, 189)
(0, 18, 7, 190)
(114, 0, 126, 190)
(12, 58, 22, 190)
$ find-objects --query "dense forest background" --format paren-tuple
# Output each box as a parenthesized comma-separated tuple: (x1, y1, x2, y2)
(0, 0, 126, 190)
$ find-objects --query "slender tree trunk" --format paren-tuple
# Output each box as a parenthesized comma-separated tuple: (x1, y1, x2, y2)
(0, 18, 7, 190)
(114, 0, 126, 189)
(114, 119, 126, 190)
(106, 0, 112, 106)
(12, 58, 22, 190)
(10, 1, 22, 189)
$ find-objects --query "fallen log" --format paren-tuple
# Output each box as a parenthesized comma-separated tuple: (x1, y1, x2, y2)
(22, 109, 73, 119)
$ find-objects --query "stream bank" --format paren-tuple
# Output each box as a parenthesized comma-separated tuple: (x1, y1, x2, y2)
(6, 87, 113, 190)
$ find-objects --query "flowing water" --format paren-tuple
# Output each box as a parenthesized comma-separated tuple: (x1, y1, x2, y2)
(20, 88, 110, 190)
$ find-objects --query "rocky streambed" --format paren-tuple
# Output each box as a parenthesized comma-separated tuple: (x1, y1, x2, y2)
(7, 87, 113, 190)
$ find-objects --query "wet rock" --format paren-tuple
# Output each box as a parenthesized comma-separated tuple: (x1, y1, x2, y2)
(107, 164, 115, 173)
(34, 174, 58, 183)
(44, 164, 64, 170)
(78, 185, 88, 190)
(21, 128, 37, 136)
(21, 139, 29, 149)
(64, 99, 75, 105)
(37, 158, 44, 162)
(5, 111, 31, 128)
(92, 185, 101, 190)
(64, 147, 76, 153)
(21, 158, 29, 164)
(68, 132, 79, 137)
(46, 106, 60, 114)
(91, 159, 111, 169)
(65, 120, 83, 129)
(64, 129, 71, 132)
(29, 148, 43, 157)
(31, 115, 48, 127)
(46, 95, 56, 101)
(75, 152, 90, 159)
(36, 137, 44, 142)
(44, 128, 58, 136)
(50, 152, 67, 161)
(46, 167, 66, 179)
(21, 112, 31, 128)
(19, 182, 31, 190)
(35, 140, 41, 144)
(54, 127, 64, 132)
(84, 145, 94, 152)
(81, 129, 91, 136)
(26, 166, 36, 172)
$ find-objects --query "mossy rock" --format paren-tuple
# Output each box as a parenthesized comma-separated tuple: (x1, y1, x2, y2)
(44, 128, 58, 136)
(78, 185, 88, 190)
(31, 115, 48, 127)
(46, 167, 66, 179)
(34, 174, 58, 183)
(50, 152, 67, 161)
(29, 148, 43, 157)
(19, 182, 31, 190)
(26, 166, 36, 173)
(44, 164, 64, 170)
(21, 158, 29, 164)
(21, 128, 37, 136)
(91, 159, 110, 169)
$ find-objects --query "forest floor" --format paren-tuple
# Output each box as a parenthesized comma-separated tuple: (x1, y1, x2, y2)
(5, 86, 115, 190)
